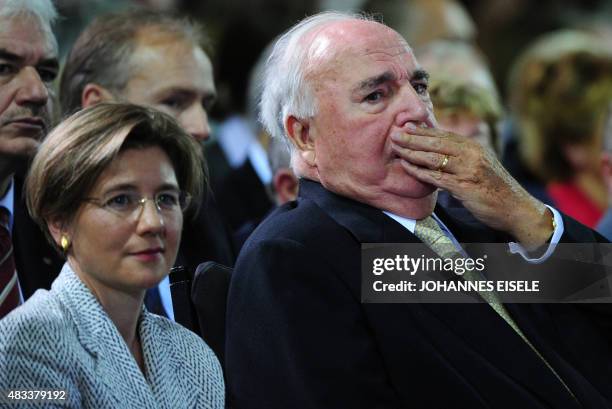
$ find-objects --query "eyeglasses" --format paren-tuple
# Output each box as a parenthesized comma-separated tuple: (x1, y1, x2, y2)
(83, 190, 191, 219)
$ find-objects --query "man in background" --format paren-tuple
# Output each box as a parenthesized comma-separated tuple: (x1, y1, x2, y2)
(0, 0, 61, 317)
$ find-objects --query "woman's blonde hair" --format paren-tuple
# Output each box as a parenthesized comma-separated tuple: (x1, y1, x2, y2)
(26, 103, 206, 250)
(508, 30, 612, 182)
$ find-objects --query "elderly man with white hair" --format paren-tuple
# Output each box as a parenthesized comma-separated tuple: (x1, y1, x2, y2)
(226, 11, 611, 409)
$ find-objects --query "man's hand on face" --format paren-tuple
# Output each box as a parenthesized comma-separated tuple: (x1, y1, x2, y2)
(391, 125, 554, 248)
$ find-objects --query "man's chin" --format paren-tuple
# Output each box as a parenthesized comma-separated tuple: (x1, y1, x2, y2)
(388, 173, 437, 198)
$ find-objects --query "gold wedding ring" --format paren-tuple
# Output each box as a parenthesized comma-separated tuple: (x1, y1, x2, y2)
(438, 155, 449, 171)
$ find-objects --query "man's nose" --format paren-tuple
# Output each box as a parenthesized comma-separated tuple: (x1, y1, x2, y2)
(181, 104, 210, 142)
(15, 67, 49, 107)
(394, 85, 430, 128)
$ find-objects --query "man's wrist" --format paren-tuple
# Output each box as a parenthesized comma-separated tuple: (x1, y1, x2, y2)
(510, 200, 554, 249)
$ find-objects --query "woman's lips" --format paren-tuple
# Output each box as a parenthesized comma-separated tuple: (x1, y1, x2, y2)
(130, 248, 164, 262)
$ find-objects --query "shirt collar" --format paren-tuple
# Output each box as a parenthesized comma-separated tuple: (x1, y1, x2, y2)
(383, 211, 417, 233)
(382, 210, 454, 238)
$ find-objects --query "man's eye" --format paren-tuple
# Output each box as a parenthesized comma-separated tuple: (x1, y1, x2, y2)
(161, 96, 187, 110)
(104, 194, 135, 210)
(202, 96, 216, 112)
(364, 90, 385, 103)
(37, 68, 57, 83)
(413, 82, 429, 95)
(0, 63, 16, 76)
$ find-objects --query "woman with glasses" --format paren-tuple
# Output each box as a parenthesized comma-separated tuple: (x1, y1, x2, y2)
(0, 103, 224, 408)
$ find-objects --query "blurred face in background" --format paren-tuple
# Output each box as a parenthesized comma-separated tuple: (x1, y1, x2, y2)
(121, 30, 216, 142)
(604, 103, 612, 150)
(600, 103, 612, 193)
(0, 14, 58, 160)
(436, 110, 494, 153)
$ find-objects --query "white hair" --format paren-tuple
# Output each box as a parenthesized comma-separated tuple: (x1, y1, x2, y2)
(0, 0, 58, 32)
(259, 11, 373, 149)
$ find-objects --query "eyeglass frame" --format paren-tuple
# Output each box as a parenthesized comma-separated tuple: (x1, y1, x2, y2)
(82, 190, 192, 220)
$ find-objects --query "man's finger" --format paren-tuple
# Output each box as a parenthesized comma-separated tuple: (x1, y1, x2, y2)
(391, 130, 460, 155)
(399, 158, 455, 190)
(405, 125, 456, 139)
(392, 144, 456, 174)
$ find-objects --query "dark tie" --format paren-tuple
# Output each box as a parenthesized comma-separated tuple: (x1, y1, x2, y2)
(0, 207, 19, 319)
(144, 286, 168, 318)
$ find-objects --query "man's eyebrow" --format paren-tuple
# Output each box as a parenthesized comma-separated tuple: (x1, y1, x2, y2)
(353, 71, 396, 93)
(39, 58, 59, 70)
(0, 48, 59, 70)
(0, 49, 22, 62)
(412, 69, 429, 82)
(158, 86, 216, 99)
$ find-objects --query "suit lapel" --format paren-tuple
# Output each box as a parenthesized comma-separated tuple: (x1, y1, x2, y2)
(139, 314, 199, 408)
(53, 264, 158, 408)
(299, 179, 420, 244)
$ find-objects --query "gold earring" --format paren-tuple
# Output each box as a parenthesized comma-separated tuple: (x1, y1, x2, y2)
(60, 235, 70, 252)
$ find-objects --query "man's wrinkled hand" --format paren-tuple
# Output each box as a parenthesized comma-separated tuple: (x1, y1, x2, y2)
(391, 125, 554, 248)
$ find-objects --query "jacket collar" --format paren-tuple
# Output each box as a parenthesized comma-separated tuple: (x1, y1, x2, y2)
(298, 178, 488, 244)
(298, 178, 421, 244)
(51, 264, 159, 406)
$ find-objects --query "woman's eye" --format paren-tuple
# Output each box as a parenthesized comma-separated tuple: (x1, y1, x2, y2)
(105, 194, 134, 209)
(157, 192, 179, 208)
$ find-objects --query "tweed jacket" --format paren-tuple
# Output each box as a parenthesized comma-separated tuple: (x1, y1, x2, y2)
(0, 264, 225, 408)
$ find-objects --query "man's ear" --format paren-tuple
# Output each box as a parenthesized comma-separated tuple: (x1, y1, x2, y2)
(273, 168, 299, 205)
(285, 115, 316, 166)
(81, 83, 116, 108)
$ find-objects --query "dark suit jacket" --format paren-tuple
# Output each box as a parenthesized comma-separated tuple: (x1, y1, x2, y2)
(13, 175, 236, 307)
(214, 159, 274, 231)
(226, 178, 612, 409)
(13, 174, 64, 299)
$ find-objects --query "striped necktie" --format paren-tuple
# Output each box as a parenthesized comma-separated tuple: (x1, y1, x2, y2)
(414, 216, 575, 398)
(414, 216, 505, 307)
(0, 207, 19, 319)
